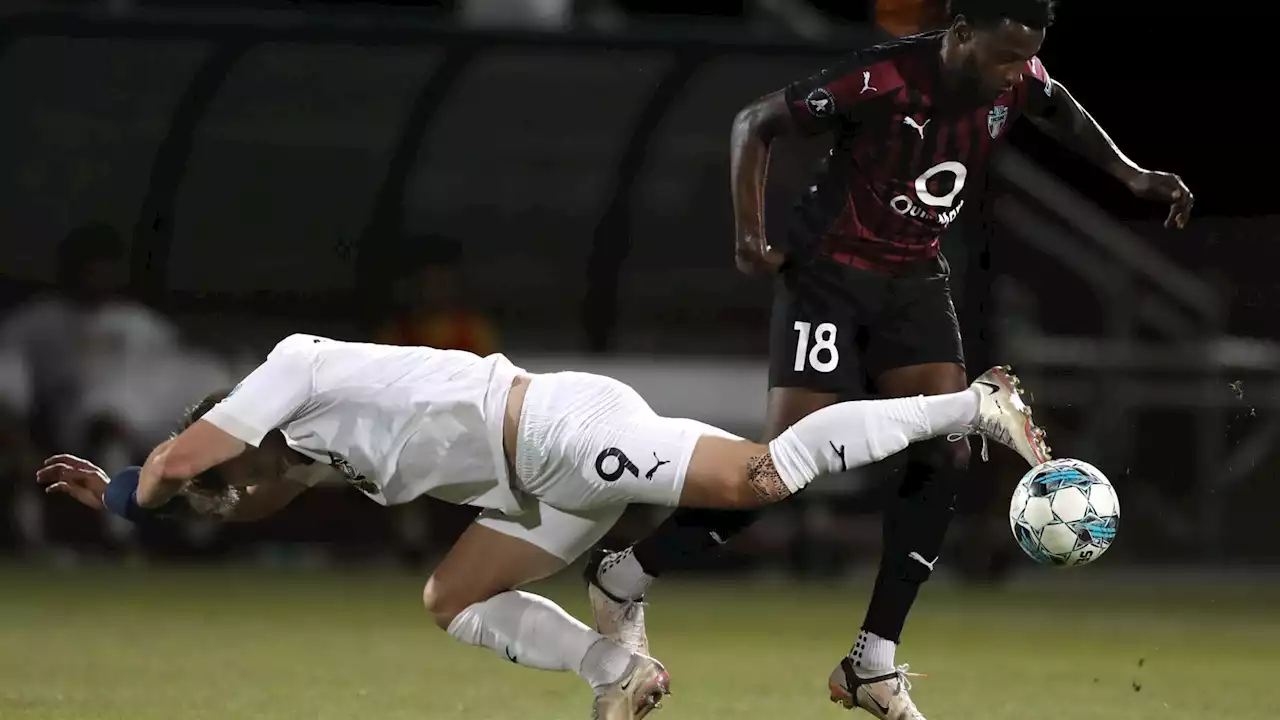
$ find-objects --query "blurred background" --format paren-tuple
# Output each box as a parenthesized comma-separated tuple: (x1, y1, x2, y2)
(0, 0, 1275, 576)
(1, 2, 1277, 718)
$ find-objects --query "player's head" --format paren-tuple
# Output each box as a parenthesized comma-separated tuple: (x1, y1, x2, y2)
(178, 388, 304, 513)
(945, 0, 1054, 100)
(174, 389, 245, 516)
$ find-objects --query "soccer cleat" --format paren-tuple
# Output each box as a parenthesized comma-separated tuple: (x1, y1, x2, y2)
(592, 654, 671, 720)
(828, 658, 927, 720)
(957, 365, 1052, 466)
(584, 548, 651, 657)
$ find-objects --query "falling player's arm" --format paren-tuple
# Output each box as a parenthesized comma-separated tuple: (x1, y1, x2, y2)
(137, 338, 317, 508)
(1020, 58, 1147, 190)
(730, 53, 896, 272)
(135, 424, 245, 508)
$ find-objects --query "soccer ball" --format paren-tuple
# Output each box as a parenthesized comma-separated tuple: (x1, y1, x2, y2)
(1008, 458, 1119, 567)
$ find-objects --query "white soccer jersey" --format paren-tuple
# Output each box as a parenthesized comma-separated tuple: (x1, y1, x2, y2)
(201, 334, 525, 513)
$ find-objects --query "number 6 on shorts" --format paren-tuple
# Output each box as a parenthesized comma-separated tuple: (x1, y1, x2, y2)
(793, 321, 839, 373)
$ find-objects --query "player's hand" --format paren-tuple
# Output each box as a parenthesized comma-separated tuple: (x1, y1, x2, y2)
(734, 233, 784, 275)
(1127, 171, 1193, 229)
(36, 454, 109, 511)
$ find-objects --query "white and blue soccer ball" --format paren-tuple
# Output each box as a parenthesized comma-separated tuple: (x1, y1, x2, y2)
(1008, 458, 1119, 567)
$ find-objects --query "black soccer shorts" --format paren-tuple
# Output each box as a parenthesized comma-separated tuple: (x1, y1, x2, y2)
(767, 253, 965, 395)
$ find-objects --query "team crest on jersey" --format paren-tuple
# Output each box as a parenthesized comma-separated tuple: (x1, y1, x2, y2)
(804, 88, 836, 118)
(988, 105, 1008, 139)
(328, 452, 378, 495)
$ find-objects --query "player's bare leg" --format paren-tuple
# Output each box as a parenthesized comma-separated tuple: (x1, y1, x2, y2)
(425, 521, 668, 718)
(827, 364, 1049, 720)
(586, 388, 950, 655)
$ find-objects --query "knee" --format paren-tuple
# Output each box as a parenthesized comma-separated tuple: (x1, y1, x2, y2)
(423, 575, 477, 631)
(896, 437, 968, 503)
(680, 438, 788, 509)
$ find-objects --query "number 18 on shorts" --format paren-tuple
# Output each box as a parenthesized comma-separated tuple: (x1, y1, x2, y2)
(792, 321, 840, 374)
(767, 309, 856, 394)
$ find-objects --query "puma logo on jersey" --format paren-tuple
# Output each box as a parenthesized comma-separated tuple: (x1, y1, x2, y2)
(903, 116, 930, 138)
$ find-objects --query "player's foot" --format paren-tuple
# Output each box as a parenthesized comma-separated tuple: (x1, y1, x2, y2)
(584, 548, 651, 656)
(961, 365, 1052, 466)
(828, 659, 926, 720)
(592, 654, 670, 720)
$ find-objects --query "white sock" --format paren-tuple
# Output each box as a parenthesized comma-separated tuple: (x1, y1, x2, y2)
(596, 547, 653, 601)
(848, 629, 897, 678)
(581, 638, 636, 693)
(446, 590, 634, 691)
(767, 390, 981, 493)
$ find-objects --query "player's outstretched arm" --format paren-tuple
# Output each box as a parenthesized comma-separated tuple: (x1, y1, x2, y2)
(38, 451, 302, 524)
(1023, 64, 1193, 228)
(136, 420, 247, 508)
(730, 91, 793, 275)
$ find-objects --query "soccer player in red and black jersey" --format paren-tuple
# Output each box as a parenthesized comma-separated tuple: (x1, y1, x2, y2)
(586, 0, 1193, 717)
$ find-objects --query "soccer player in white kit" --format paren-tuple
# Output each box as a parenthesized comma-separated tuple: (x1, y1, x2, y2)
(37, 334, 1047, 719)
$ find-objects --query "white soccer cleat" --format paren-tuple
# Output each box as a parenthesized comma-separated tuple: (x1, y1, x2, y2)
(588, 582, 650, 657)
(592, 654, 671, 720)
(584, 548, 651, 657)
(961, 365, 1052, 466)
(828, 659, 927, 720)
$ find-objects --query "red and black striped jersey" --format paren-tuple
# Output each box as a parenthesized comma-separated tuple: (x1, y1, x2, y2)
(783, 31, 1053, 274)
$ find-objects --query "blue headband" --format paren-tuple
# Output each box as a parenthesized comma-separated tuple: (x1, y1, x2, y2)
(103, 467, 189, 524)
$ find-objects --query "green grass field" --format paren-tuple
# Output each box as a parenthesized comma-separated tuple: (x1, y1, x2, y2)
(0, 563, 1275, 720)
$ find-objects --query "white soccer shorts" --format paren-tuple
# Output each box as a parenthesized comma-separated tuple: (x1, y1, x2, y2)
(474, 370, 741, 563)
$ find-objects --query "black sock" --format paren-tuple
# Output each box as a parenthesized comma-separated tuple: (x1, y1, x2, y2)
(631, 507, 763, 576)
(862, 438, 965, 642)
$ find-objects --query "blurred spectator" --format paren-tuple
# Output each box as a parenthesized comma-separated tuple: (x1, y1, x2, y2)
(869, 0, 947, 35)
(0, 223, 186, 555)
(375, 235, 498, 564)
(0, 223, 177, 452)
(376, 235, 499, 356)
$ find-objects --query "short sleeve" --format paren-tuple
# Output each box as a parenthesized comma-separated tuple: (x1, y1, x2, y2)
(1020, 56, 1055, 113)
(783, 53, 900, 133)
(200, 337, 316, 446)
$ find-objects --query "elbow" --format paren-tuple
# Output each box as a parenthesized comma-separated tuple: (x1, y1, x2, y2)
(731, 106, 760, 145)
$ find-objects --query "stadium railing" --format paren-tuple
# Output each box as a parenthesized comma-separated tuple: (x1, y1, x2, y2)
(989, 154, 1280, 557)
